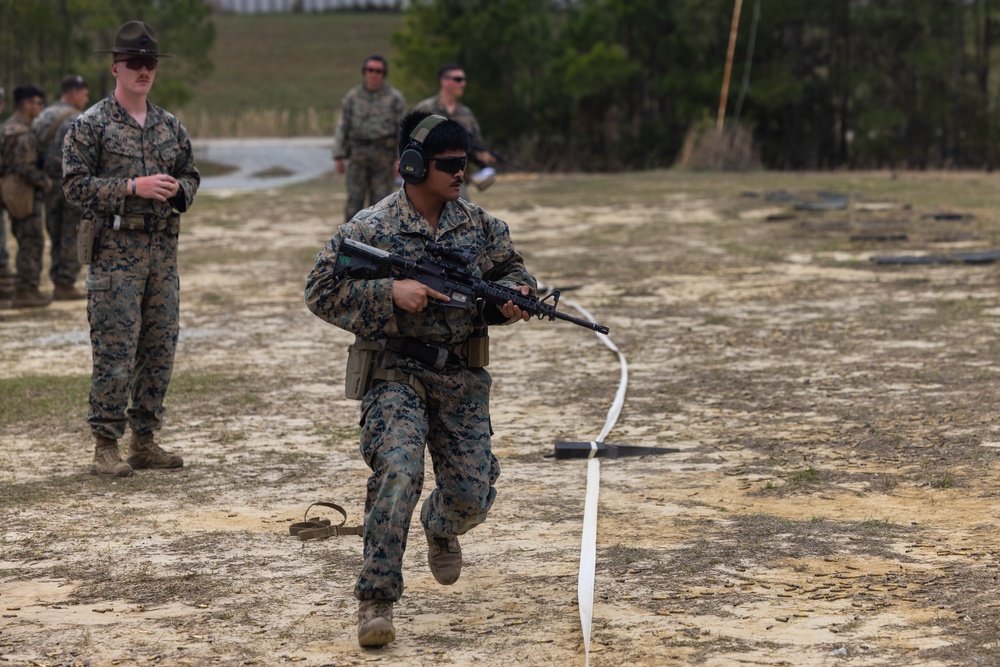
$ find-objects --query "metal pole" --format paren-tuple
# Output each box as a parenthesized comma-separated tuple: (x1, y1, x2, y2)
(717, 0, 744, 135)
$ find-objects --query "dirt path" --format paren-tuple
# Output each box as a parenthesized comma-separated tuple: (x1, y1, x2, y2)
(3, 171, 1000, 666)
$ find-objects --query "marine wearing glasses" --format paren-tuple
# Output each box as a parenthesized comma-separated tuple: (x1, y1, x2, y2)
(426, 155, 467, 175)
(114, 57, 158, 71)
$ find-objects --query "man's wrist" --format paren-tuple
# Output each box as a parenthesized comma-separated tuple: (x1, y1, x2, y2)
(131, 178, 137, 195)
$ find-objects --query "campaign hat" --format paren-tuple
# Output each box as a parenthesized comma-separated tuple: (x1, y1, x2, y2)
(96, 20, 173, 57)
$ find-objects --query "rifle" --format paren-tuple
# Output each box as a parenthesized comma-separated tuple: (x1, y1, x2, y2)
(334, 238, 610, 335)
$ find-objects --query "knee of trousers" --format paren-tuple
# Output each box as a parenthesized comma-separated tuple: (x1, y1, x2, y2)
(433, 484, 497, 533)
(369, 444, 425, 489)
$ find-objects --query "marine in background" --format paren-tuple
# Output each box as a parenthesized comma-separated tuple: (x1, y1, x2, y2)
(0, 84, 52, 308)
(332, 54, 407, 222)
(34, 74, 90, 301)
(414, 63, 497, 193)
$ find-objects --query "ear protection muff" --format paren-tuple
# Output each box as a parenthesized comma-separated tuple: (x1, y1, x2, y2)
(398, 114, 447, 185)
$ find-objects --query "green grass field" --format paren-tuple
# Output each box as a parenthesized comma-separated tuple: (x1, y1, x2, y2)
(180, 12, 405, 137)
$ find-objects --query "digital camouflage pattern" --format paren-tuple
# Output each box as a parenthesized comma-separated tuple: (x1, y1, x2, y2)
(63, 96, 198, 221)
(413, 94, 486, 152)
(84, 231, 179, 439)
(305, 189, 536, 601)
(35, 101, 79, 178)
(333, 83, 407, 222)
(63, 94, 199, 440)
(413, 94, 491, 200)
(0, 114, 49, 289)
(0, 211, 8, 270)
(34, 101, 84, 286)
(41, 177, 84, 287)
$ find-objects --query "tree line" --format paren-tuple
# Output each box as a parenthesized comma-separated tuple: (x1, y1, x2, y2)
(395, 0, 1000, 171)
(3, 0, 999, 171)
(0, 0, 214, 112)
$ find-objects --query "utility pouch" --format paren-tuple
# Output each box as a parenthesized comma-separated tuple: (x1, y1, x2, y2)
(77, 215, 95, 265)
(344, 338, 383, 400)
(0, 173, 34, 219)
(467, 328, 489, 368)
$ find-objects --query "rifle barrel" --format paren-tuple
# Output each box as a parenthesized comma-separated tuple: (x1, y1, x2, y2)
(552, 310, 610, 335)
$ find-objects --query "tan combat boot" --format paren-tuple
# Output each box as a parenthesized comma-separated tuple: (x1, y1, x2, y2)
(52, 284, 87, 301)
(91, 436, 133, 477)
(11, 286, 52, 308)
(426, 531, 462, 585)
(127, 432, 184, 470)
(357, 599, 395, 648)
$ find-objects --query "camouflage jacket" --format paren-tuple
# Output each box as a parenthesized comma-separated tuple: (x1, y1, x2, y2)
(413, 95, 486, 150)
(63, 94, 200, 220)
(33, 101, 81, 179)
(0, 114, 48, 188)
(333, 83, 407, 159)
(305, 188, 536, 347)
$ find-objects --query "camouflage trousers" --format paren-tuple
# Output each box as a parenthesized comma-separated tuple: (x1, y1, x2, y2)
(344, 148, 397, 222)
(44, 179, 83, 286)
(86, 228, 180, 441)
(9, 196, 45, 290)
(0, 209, 9, 268)
(355, 365, 499, 601)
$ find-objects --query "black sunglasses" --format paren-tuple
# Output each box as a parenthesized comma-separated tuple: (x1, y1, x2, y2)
(448, 76, 466, 83)
(427, 156, 468, 175)
(365, 67, 385, 74)
(115, 57, 158, 71)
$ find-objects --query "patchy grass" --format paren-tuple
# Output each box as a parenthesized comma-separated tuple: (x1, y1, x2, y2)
(0, 375, 90, 427)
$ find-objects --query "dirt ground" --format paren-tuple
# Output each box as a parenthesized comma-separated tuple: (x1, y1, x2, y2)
(4, 169, 1000, 666)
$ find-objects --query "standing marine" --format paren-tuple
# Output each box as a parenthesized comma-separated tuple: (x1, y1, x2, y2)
(333, 54, 407, 222)
(34, 74, 91, 301)
(0, 85, 11, 302)
(414, 63, 497, 192)
(63, 20, 200, 477)
(0, 84, 53, 308)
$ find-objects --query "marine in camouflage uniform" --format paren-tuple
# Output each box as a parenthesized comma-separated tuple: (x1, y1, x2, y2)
(306, 111, 536, 648)
(413, 94, 485, 156)
(63, 20, 200, 477)
(414, 64, 498, 196)
(0, 85, 9, 293)
(333, 55, 407, 222)
(34, 75, 90, 300)
(0, 85, 53, 307)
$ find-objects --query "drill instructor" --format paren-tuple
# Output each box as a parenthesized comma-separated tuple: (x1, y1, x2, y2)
(63, 20, 200, 477)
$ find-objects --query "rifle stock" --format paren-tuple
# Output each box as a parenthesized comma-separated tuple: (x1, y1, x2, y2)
(335, 238, 610, 335)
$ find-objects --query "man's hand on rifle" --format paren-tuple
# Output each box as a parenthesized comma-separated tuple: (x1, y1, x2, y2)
(392, 279, 450, 312)
(500, 285, 532, 322)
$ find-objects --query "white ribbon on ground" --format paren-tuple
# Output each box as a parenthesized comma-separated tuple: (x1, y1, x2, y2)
(564, 300, 628, 667)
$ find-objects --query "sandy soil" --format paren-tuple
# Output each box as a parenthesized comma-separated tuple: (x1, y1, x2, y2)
(3, 171, 1000, 666)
